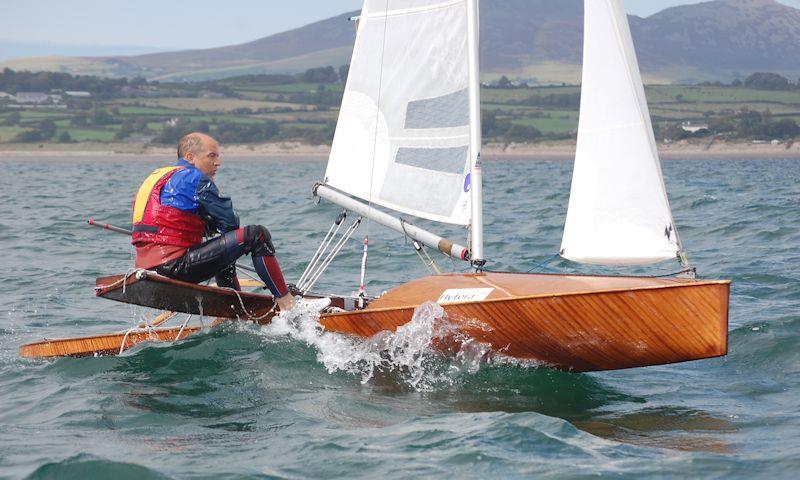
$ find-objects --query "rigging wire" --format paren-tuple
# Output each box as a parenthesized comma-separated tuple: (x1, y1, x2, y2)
(399, 217, 444, 274)
(300, 217, 362, 294)
(297, 210, 347, 289)
(412, 240, 442, 275)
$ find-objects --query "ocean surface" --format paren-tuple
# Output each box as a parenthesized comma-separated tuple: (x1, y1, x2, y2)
(1, 156, 798, 479)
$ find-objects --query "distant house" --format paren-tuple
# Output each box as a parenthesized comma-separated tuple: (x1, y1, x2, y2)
(64, 91, 92, 98)
(121, 86, 167, 98)
(681, 121, 709, 134)
(200, 91, 226, 99)
(123, 135, 156, 144)
(15, 92, 50, 104)
(0, 91, 15, 101)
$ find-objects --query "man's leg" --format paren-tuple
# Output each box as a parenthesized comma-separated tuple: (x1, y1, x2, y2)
(214, 264, 241, 290)
(237, 225, 295, 311)
(156, 232, 243, 287)
(156, 225, 294, 310)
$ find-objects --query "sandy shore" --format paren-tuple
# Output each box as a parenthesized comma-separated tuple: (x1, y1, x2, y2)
(488, 140, 800, 160)
(1, 139, 798, 160)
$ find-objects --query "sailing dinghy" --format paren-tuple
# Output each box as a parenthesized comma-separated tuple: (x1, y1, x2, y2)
(307, 0, 729, 371)
(20, 0, 729, 369)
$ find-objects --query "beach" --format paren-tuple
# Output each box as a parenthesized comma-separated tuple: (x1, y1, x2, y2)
(1, 139, 799, 160)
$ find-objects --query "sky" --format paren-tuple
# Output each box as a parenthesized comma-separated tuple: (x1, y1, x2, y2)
(1, 0, 799, 53)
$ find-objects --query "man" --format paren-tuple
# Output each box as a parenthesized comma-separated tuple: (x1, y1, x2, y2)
(132, 132, 297, 311)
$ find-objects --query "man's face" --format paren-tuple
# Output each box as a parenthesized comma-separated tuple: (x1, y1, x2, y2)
(186, 138, 221, 178)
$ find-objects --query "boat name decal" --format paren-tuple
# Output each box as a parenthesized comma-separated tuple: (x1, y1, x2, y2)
(437, 288, 494, 304)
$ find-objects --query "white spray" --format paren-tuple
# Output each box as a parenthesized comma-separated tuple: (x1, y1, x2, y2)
(260, 301, 493, 391)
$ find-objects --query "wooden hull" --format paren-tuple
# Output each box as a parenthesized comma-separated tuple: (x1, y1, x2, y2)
(19, 326, 203, 358)
(20, 273, 364, 359)
(320, 272, 730, 372)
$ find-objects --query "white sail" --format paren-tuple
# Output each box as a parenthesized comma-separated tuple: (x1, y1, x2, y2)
(325, 0, 477, 226)
(560, 0, 681, 266)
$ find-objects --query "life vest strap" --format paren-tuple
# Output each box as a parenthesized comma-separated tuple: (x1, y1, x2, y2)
(132, 225, 159, 233)
(132, 166, 182, 224)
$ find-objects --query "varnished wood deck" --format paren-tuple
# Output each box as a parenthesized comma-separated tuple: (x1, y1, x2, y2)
(320, 272, 730, 372)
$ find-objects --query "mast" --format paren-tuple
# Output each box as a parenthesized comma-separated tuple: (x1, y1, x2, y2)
(467, 0, 484, 266)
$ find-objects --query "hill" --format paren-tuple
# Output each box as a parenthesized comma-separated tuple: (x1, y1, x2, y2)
(3, 0, 800, 84)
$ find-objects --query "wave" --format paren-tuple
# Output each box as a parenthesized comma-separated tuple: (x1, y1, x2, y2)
(260, 301, 495, 391)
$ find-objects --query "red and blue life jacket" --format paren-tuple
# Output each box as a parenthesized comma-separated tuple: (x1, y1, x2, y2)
(131, 166, 205, 249)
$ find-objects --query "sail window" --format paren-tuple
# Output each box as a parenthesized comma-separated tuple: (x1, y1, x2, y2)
(395, 146, 468, 174)
(405, 88, 470, 129)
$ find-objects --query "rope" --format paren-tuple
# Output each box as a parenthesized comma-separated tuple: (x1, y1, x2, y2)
(94, 268, 147, 295)
(172, 316, 192, 345)
(174, 303, 201, 345)
(219, 286, 276, 321)
(525, 254, 561, 274)
(118, 319, 159, 355)
(118, 327, 137, 355)
(648, 267, 697, 278)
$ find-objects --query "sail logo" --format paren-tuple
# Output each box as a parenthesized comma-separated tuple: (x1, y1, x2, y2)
(463, 173, 471, 192)
(437, 288, 494, 305)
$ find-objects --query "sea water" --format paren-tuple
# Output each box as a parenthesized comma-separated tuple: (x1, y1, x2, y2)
(0, 156, 798, 479)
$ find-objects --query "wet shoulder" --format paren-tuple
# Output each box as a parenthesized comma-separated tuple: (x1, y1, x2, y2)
(170, 166, 205, 191)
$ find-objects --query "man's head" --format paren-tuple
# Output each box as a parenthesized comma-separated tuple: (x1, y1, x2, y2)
(178, 132, 220, 178)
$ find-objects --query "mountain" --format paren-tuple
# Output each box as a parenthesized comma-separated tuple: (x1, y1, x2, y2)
(101, 12, 361, 82)
(631, 0, 800, 76)
(3, 0, 800, 84)
(0, 40, 166, 62)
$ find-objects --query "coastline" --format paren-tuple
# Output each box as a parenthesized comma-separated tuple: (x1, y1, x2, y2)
(0, 139, 798, 160)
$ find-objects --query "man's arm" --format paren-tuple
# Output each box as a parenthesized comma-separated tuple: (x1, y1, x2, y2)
(196, 177, 240, 234)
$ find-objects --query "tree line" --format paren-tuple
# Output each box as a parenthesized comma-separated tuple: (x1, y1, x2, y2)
(698, 72, 800, 90)
(661, 108, 799, 141)
(0, 66, 351, 99)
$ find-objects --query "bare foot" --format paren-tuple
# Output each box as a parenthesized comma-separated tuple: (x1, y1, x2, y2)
(276, 293, 296, 312)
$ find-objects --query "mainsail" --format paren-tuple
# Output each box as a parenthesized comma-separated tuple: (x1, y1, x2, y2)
(560, 0, 681, 266)
(324, 0, 479, 227)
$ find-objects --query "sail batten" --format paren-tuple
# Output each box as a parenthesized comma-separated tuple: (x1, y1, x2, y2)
(325, 0, 477, 227)
(560, 0, 680, 266)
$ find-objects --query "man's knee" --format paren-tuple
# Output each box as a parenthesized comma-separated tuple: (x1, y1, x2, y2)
(244, 225, 275, 257)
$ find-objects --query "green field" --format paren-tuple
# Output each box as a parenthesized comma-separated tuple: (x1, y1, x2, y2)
(3, 78, 800, 146)
(644, 86, 800, 104)
(115, 106, 189, 116)
(59, 128, 116, 142)
(0, 126, 29, 142)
